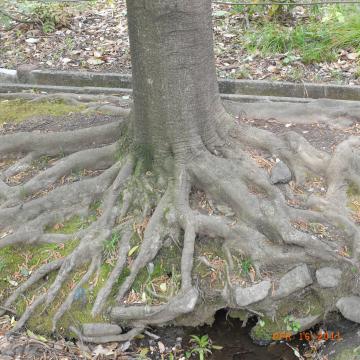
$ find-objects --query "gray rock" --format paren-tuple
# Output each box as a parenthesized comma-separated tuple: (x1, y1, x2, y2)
(316, 267, 342, 288)
(270, 160, 292, 184)
(337, 297, 360, 323)
(273, 264, 312, 299)
(235, 280, 271, 306)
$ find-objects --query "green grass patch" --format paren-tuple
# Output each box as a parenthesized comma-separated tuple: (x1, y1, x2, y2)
(0, 99, 85, 125)
(45, 215, 89, 234)
(242, 7, 360, 64)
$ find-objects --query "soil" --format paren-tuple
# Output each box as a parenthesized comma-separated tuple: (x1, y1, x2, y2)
(241, 117, 360, 154)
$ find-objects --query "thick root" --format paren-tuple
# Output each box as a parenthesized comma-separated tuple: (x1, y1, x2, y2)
(1, 101, 359, 344)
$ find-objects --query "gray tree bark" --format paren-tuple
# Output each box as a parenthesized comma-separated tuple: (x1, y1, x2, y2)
(127, 0, 227, 164)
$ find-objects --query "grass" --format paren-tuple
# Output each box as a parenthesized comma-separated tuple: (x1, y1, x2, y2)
(0, 99, 85, 125)
(240, 258, 253, 275)
(240, 5, 360, 64)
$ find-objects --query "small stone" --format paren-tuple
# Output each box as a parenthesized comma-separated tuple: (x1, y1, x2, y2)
(270, 161, 292, 184)
(316, 267, 342, 288)
(235, 280, 271, 306)
(273, 264, 312, 299)
(336, 296, 360, 323)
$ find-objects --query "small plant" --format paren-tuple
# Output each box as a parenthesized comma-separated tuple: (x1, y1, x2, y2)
(186, 335, 222, 360)
(103, 231, 121, 258)
(284, 315, 301, 333)
(240, 258, 252, 275)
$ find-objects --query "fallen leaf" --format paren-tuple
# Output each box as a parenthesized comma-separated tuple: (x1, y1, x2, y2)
(87, 57, 104, 65)
(92, 345, 114, 356)
(128, 245, 139, 257)
(27, 329, 47, 342)
(158, 341, 166, 353)
(25, 38, 39, 44)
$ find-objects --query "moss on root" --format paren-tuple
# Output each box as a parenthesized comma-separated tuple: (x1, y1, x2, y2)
(45, 200, 102, 234)
(17, 264, 106, 337)
(16, 240, 183, 335)
(0, 99, 85, 124)
(0, 239, 79, 317)
(0, 211, 103, 336)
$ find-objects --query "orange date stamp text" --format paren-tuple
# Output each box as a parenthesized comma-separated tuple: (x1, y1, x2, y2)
(272, 331, 343, 342)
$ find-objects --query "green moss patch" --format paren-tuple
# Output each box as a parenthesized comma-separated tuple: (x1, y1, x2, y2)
(0, 240, 78, 302)
(18, 264, 106, 337)
(45, 202, 101, 234)
(0, 99, 85, 124)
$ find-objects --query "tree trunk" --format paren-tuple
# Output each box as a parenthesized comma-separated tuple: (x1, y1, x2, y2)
(127, 0, 226, 164)
(2, 0, 359, 345)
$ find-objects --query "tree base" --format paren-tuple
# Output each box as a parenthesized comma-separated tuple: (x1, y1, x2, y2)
(1, 94, 360, 343)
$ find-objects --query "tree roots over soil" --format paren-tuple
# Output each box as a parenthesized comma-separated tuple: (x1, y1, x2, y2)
(1, 94, 360, 343)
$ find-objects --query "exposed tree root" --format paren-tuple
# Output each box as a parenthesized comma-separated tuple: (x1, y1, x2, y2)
(1, 97, 359, 344)
(0, 121, 124, 159)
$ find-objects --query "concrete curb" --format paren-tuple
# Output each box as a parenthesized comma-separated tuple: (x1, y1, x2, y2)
(0, 83, 319, 105)
(1, 67, 360, 101)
